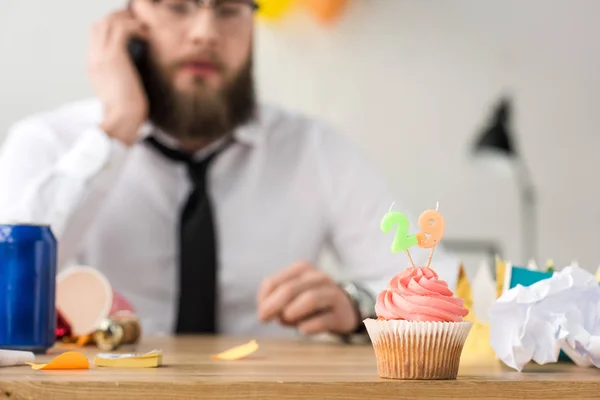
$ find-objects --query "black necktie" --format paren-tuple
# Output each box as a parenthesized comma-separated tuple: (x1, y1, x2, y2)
(145, 136, 227, 334)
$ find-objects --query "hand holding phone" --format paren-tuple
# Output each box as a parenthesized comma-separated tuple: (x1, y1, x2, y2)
(88, 10, 149, 146)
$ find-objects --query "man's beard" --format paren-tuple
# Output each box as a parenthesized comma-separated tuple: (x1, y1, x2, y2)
(137, 54, 257, 143)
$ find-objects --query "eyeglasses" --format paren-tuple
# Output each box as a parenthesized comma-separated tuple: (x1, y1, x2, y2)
(151, 0, 259, 34)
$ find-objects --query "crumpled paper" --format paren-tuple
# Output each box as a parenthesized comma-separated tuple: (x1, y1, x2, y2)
(489, 265, 600, 371)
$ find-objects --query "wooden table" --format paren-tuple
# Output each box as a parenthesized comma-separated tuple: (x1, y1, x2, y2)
(1, 336, 600, 399)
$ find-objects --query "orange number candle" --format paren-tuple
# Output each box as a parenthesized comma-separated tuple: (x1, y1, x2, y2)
(417, 204, 445, 269)
(417, 210, 445, 249)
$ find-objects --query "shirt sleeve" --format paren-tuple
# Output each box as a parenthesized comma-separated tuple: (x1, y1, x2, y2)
(316, 126, 460, 295)
(0, 119, 130, 268)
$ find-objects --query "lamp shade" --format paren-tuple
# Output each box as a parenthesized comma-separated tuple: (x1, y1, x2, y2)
(472, 98, 517, 177)
(474, 97, 516, 157)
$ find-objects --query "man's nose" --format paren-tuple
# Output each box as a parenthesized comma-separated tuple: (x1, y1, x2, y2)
(188, 9, 220, 48)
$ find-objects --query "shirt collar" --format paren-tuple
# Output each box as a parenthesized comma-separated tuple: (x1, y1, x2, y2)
(137, 109, 265, 157)
(234, 108, 265, 147)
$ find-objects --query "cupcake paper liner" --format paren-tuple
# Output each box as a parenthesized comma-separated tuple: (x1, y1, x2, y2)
(364, 319, 473, 380)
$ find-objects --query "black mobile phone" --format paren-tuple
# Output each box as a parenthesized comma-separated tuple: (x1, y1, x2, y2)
(128, 37, 148, 70)
(126, 0, 147, 67)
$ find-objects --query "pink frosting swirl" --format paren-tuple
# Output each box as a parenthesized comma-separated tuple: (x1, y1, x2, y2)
(375, 267, 468, 322)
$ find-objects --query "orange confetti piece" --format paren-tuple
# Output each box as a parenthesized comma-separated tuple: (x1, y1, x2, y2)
(26, 351, 90, 370)
(76, 334, 94, 347)
(211, 340, 259, 361)
(53, 343, 82, 351)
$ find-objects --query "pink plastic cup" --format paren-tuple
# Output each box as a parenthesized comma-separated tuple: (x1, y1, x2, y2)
(56, 266, 135, 337)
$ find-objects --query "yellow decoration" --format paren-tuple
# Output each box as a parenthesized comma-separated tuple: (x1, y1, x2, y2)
(495, 256, 506, 298)
(256, 0, 294, 21)
(302, 0, 350, 25)
(595, 266, 600, 282)
(212, 340, 259, 361)
(95, 350, 163, 368)
(455, 264, 496, 362)
(455, 265, 474, 322)
(462, 321, 496, 364)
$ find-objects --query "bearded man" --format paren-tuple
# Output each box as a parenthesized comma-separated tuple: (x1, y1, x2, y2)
(0, 0, 459, 338)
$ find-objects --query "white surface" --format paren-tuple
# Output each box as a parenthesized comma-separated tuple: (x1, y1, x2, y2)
(2, 0, 600, 270)
(489, 265, 600, 371)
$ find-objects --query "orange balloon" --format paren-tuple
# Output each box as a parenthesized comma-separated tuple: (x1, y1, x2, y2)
(303, 0, 350, 25)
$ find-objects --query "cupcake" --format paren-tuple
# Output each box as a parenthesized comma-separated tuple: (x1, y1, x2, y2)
(364, 266, 472, 380)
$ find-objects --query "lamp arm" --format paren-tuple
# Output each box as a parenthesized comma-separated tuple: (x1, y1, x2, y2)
(515, 160, 537, 263)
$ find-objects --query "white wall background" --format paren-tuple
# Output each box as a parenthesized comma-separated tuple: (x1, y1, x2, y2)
(2, 0, 600, 273)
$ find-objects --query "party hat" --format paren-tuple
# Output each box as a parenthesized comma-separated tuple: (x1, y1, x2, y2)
(495, 256, 506, 298)
(456, 264, 496, 361)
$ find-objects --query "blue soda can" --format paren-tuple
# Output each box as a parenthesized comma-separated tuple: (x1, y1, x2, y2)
(0, 224, 57, 353)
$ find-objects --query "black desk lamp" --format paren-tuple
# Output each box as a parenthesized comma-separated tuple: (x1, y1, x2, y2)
(472, 97, 537, 263)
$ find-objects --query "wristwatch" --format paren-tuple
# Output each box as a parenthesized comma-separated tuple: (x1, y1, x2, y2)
(339, 281, 376, 338)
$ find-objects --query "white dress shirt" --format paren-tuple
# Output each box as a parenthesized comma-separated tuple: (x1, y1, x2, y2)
(0, 99, 459, 336)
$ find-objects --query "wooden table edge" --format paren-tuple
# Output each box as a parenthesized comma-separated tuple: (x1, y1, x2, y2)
(3, 379, 600, 400)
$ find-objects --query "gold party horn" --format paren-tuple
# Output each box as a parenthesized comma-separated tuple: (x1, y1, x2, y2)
(94, 313, 141, 351)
